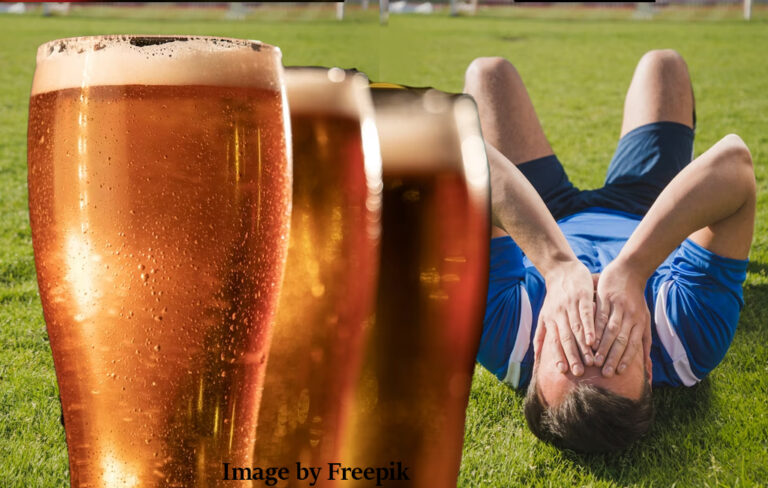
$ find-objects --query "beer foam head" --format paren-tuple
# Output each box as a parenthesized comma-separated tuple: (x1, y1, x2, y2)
(32, 35, 283, 95)
(373, 89, 463, 172)
(285, 67, 372, 119)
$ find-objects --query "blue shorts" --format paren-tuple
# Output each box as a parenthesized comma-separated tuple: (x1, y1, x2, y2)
(518, 121, 695, 219)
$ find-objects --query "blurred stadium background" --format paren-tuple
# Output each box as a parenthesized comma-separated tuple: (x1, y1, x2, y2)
(1, 0, 766, 22)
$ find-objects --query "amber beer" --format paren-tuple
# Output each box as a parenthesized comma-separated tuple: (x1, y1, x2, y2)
(27, 36, 291, 487)
(345, 89, 490, 487)
(254, 68, 381, 480)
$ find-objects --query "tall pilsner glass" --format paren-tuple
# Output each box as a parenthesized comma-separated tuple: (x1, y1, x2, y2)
(27, 36, 292, 487)
(254, 67, 381, 480)
(345, 88, 490, 487)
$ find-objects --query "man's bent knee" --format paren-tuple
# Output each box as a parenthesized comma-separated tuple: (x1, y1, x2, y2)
(715, 134, 756, 199)
(638, 49, 688, 73)
(465, 56, 520, 85)
(721, 134, 753, 167)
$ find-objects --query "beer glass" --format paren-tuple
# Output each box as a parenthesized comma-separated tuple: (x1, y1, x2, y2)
(27, 35, 292, 487)
(254, 67, 381, 480)
(344, 88, 490, 487)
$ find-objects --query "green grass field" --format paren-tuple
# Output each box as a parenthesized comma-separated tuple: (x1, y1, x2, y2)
(1, 5, 767, 487)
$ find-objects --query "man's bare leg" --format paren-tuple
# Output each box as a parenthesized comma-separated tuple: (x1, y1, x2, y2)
(464, 57, 556, 240)
(621, 49, 695, 136)
(463, 57, 553, 165)
(618, 50, 751, 263)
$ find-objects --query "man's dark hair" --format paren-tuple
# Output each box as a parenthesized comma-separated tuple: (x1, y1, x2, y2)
(523, 369, 654, 453)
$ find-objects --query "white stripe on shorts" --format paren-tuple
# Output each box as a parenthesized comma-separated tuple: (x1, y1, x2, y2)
(654, 280, 700, 387)
(503, 285, 533, 388)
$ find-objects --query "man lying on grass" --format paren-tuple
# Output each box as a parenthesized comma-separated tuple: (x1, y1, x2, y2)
(466, 50, 755, 453)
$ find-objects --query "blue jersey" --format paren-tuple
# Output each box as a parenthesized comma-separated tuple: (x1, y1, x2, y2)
(479, 207, 748, 389)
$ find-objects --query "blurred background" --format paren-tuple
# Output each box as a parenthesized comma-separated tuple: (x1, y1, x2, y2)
(2, 0, 767, 21)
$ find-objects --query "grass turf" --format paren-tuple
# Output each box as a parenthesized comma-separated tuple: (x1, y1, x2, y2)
(1, 5, 767, 487)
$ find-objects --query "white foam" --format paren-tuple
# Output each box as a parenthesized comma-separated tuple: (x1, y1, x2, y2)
(374, 92, 463, 171)
(285, 67, 372, 119)
(32, 35, 283, 95)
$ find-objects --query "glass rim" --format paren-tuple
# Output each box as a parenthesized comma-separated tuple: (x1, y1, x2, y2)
(37, 34, 279, 61)
(284, 65, 376, 137)
(371, 86, 474, 115)
(285, 65, 366, 76)
(32, 34, 284, 95)
(372, 87, 489, 181)
(285, 66, 371, 87)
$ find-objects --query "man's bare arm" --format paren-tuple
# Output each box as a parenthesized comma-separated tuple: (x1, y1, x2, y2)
(595, 134, 755, 376)
(486, 143, 596, 374)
